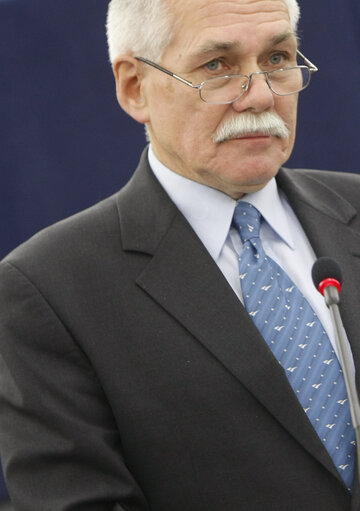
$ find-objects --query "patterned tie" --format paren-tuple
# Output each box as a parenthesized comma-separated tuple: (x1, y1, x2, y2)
(232, 201, 355, 490)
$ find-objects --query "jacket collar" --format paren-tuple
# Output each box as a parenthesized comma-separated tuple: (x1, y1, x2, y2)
(118, 150, 359, 256)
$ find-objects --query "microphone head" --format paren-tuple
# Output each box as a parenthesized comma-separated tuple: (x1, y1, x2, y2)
(312, 257, 342, 292)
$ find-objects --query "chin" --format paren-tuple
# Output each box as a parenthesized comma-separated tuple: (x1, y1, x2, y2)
(227, 160, 281, 186)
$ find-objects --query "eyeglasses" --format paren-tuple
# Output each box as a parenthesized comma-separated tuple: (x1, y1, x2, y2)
(135, 50, 318, 105)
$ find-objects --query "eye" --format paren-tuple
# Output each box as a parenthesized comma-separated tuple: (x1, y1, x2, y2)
(204, 59, 222, 72)
(269, 53, 285, 66)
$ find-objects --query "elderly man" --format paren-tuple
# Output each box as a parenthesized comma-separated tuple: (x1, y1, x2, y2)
(1, 0, 360, 510)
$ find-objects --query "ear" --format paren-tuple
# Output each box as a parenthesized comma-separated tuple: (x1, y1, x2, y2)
(112, 56, 150, 124)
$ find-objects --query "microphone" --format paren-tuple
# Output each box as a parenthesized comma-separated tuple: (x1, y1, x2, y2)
(312, 257, 342, 307)
(312, 257, 360, 480)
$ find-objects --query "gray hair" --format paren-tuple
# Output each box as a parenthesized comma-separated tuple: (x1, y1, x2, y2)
(106, 0, 301, 64)
(107, 0, 174, 63)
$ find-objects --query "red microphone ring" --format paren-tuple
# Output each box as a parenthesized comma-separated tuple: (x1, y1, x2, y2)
(318, 278, 342, 296)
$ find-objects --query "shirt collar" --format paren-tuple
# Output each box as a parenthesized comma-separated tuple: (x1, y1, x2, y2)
(148, 145, 294, 260)
(241, 179, 295, 250)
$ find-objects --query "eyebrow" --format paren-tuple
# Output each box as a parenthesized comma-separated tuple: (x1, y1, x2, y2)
(270, 31, 299, 46)
(188, 41, 242, 62)
(188, 31, 298, 62)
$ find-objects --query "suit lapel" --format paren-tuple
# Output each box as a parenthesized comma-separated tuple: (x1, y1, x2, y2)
(118, 152, 359, 489)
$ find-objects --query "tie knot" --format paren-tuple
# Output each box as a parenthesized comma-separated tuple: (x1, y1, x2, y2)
(232, 201, 262, 242)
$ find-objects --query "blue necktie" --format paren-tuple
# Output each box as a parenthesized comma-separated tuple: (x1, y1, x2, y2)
(232, 201, 355, 490)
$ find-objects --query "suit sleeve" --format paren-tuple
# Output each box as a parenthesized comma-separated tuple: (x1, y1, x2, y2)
(0, 261, 149, 511)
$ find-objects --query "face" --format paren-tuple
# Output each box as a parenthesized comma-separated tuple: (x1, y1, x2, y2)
(142, 0, 299, 199)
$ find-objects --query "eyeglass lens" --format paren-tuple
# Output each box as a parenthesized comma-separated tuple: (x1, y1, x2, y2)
(200, 67, 311, 104)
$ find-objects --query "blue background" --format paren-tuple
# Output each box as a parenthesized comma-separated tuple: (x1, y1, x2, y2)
(0, 0, 359, 503)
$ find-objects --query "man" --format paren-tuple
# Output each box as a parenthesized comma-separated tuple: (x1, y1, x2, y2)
(1, 0, 360, 509)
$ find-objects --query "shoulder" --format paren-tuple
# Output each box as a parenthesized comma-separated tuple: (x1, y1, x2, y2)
(280, 167, 360, 210)
(284, 167, 360, 187)
(1, 192, 121, 281)
(1, 147, 154, 273)
(296, 168, 360, 187)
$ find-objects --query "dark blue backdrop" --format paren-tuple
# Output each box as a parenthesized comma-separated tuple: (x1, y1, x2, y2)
(0, 0, 359, 503)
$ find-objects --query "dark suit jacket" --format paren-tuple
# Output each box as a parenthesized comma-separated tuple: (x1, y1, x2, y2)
(1, 148, 360, 511)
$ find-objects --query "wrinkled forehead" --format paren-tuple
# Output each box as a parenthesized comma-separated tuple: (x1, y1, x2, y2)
(166, 0, 294, 56)
(169, 0, 292, 24)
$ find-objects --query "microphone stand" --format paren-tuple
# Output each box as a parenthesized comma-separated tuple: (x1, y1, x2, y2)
(323, 285, 360, 483)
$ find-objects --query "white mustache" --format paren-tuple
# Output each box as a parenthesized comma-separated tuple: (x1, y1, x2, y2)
(213, 112, 290, 143)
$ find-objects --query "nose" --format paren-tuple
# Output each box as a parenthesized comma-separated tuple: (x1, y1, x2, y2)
(232, 71, 275, 114)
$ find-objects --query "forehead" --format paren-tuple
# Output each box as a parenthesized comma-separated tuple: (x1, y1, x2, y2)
(167, 0, 294, 57)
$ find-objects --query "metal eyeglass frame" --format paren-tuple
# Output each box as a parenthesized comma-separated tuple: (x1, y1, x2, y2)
(135, 50, 318, 105)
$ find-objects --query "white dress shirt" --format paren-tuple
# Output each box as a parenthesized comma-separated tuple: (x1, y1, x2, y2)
(148, 145, 340, 353)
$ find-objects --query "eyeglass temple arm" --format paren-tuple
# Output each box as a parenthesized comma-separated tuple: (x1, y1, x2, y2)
(135, 56, 200, 88)
(297, 50, 318, 73)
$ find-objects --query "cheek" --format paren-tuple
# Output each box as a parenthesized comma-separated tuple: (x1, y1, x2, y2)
(279, 97, 298, 130)
(148, 75, 231, 145)
(160, 100, 222, 149)
(276, 98, 298, 149)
